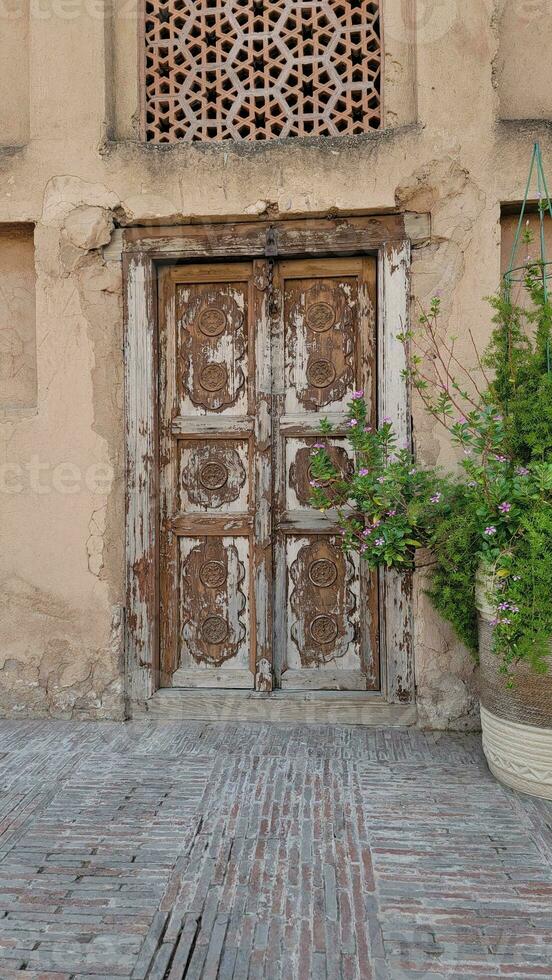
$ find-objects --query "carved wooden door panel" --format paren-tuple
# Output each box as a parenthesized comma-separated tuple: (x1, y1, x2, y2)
(272, 258, 379, 691)
(159, 262, 271, 689)
(159, 257, 378, 691)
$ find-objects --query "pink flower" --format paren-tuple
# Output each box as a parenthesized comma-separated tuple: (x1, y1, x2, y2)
(377, 476, 385, 484)
(365, 425, 373, 432)
(362, 528, 372, 537)
(382, 416, 392, 424)
(347, 419, 358, 428)
(312, 442, 325, 449)
(430, 493, 441, 504)
(387, 509, 397, 517)
(516, 467, 529, 477)
(484, 526, 497, 536)
(352, 390, 364, 399)
(498, 502, 511, 514)
(458, 417, 467, 425)
(498, 602, 519, 614)
(309, 480, 319, 488)
(375, 537, 384, 546)
(358, 467, 370, 477)
(494, 454, 508, 463)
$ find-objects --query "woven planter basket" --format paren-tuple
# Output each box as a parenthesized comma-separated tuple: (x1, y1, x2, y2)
(476, 567, 552, 800)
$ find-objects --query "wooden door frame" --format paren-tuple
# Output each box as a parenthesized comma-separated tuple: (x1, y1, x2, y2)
(123, 213, 428, 714)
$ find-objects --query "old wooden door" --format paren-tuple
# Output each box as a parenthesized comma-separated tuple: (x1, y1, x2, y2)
(159, 257, 378, 691)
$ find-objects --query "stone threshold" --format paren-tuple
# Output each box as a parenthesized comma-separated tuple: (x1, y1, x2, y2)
(132, 688, 417, 726)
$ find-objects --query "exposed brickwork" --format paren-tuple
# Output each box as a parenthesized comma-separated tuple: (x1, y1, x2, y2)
(0, 722, 551, 978)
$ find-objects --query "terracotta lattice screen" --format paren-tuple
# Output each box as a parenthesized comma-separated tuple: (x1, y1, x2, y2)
(143, 1, 382, 142)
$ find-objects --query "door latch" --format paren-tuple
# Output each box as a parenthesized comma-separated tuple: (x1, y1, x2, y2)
(265, 225, 280, 320)
(264, 226, 279, 258)
(264, 227, 279, 319)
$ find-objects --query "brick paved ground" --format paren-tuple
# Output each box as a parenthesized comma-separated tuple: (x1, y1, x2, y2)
(0, 722, 551, 979)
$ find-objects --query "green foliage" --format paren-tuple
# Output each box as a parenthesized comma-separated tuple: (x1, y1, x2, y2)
(492, 504, 552, 675)
(425, 498, 480, 655)
(309, 394, 445, 569)
(310, 272, 552, 680)
(414, 276, 552, 676)
(486, 267, 552, 462)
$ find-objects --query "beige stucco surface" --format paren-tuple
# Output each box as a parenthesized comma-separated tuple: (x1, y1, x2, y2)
(0, 2, 551, 724)
(496, 1, 552, 121)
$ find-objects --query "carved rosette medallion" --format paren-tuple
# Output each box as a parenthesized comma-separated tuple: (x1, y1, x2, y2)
(179, 281, 247, 412)
(198, 306, 227, 337)
(309, 614, 339, 644)
(183, 443, 247, 509)
(289, 540, 357, 666)
(201, 615, 229, 645)
(309, 559, 338, 588)
(199, 560, 227, 589)
(199, 461, 229, 491)
(306, 302, 336, 333)
(306, 358, 337, 389)
(199, 362, 228, 392)
(181, 542, 247, 668)
(285, 276, 358, 410)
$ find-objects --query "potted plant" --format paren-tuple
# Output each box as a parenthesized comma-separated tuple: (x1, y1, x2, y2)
(311, 272, 552, 800)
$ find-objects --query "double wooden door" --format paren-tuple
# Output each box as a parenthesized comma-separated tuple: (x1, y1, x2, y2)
(159, 257, 379, 691)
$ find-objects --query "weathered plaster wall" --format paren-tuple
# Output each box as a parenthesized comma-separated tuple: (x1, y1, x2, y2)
(0, 183, 124, 719)
(0, 1, 29, 147)
(497, 1, 552, 121)
(0, 1, 551, 724)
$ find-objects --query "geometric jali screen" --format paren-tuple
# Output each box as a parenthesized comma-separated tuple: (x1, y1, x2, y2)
(143, 0, 382, 142)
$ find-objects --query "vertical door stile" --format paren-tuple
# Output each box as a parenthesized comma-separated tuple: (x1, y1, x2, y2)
(125, 252, 159, 702)
(252, 259, 273, 691)
(159, 268, 179, 685)
(271, 260, 286, 689)
(379, 241, 415, 704)
(360, 257, 381, 691)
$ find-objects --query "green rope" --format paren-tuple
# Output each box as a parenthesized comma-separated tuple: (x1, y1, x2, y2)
(536, 144, 552, 372)
(505, 143, 535, 299)
(505, 142, 552, 373)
